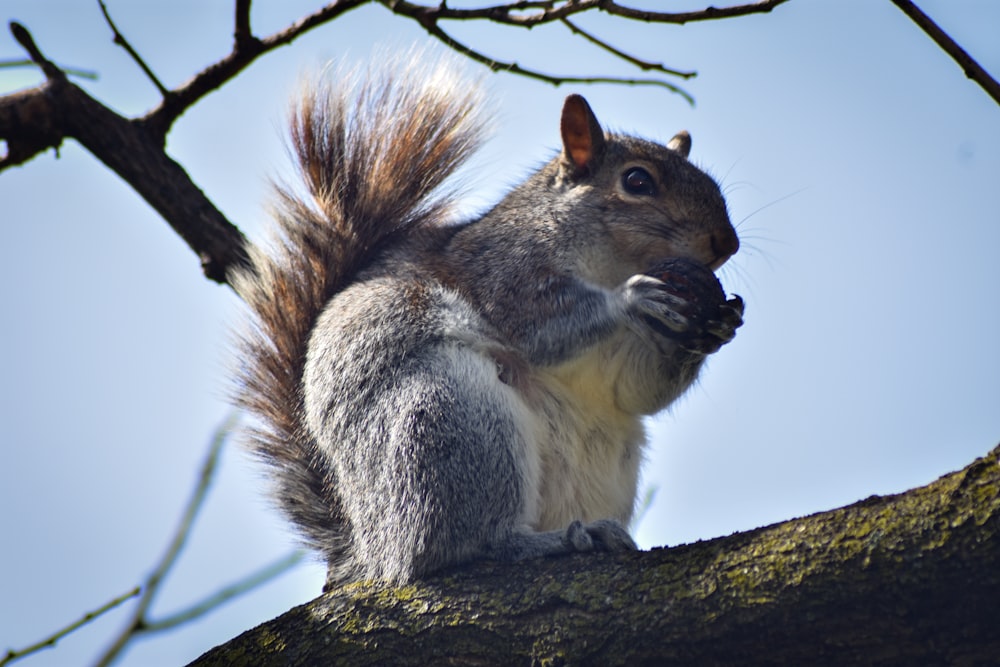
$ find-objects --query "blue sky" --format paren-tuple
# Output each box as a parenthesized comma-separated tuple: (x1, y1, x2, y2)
(2, 1, 998, 665)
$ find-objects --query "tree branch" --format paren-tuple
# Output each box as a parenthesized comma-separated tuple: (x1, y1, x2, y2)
(3, 0, 993, 290)
(599, 0, 792, 24)
(8, 21, 64, 80)
(409, 11, 696, 101)
(233, 0, 254, 51)
(2, 24, 250, 282)
(560, 17, 698, 79)
(0, 58, 97, 80)
(3, 1, 794, 280)
(142, 550, 305, 633)
(0, 84, 64, 168)
(889, 0, 1000, 107)
(190, 443, 1000, 665)
(382, 0, 790, 95)
(143, 0, 368, 138)
(382, 0, 791, 27)
(0, 588, 140, 667)
(97, 0, 171, 99)
(94, 416, 236, 667)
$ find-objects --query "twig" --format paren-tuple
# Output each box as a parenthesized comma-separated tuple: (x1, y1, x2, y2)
(145, 0, 368, 135)
(381, 0, 791, 99)
(413, 15, 696, 103)
(384, 0, 791, 27)
(97, 0, 170, 98)
(0, 58, 98, 80)
(0, 588, 140, 667)
(560, 17, 697, 79)
(144, 550, 307, 632)
(0, 415, 297, 667)
(889, 0, 1000, 107)
(599, 0, 792, 24)
(8, 21, 64, 81)
(148, 0, 793, 134)
(233, 0, 257, 50)
(629, 484, 659, 532)
(92, 414, 237, 667)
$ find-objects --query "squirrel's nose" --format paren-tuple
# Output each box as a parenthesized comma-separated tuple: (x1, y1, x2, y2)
(708, 227, 739, 270)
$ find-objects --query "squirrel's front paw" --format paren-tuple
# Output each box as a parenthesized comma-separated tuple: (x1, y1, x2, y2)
(626, 258, 743, 354)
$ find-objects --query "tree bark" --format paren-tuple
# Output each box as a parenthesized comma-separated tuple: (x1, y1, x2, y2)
(190, 444, 1000, 666)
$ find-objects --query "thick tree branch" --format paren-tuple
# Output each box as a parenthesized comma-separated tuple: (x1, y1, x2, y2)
(63, 80, 249, 281)
(0, 77, 249, 282)
(3, 23, 250, 282)
(190, 444, 1000, 665)
(890, 0, 1000, 107)
(0, 84, 64, 167)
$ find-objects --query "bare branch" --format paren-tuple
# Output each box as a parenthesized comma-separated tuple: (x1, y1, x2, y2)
(599, 0, 792, 24)
(0, 58, 97, 80)
(97, 0, 170, 98)
(93, 415, 237, 667)
(560, 17, 697, 79)
(1, 23, 250, 282)
(144, 550, 306, 633)
(889, 0, 1000, 107)
(8, 21, 64, 80)
(0, 588, 140, 667)
(6, 0, 994, 291)
(2, 416, 294, 666)
(144, 0, 368, 137)
(383, 0, 598, 27)
(412, 13, 696, 101)
(382, 0, 791, 27)
(0, 84, 64, 169)
(381, 0, 791, 95)
(234, 0, 255, 50)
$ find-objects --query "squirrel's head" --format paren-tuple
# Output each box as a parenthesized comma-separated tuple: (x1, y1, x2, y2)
(556, 95, 739, 282)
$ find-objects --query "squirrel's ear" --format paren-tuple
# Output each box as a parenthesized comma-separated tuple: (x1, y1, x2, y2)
(560, 95, 606, 177)
(666, 130, 692, 159)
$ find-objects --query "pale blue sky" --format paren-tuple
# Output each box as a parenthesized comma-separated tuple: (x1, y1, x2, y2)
(2, 1, 998, 665)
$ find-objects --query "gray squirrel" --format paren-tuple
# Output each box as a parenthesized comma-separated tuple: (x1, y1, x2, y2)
(232, 61, 743, 587)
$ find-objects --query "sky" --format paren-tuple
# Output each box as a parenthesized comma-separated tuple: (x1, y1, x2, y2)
(1, 1, 998, 665)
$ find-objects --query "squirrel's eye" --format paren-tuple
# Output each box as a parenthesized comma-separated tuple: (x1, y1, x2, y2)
(622, 167, 656, 196)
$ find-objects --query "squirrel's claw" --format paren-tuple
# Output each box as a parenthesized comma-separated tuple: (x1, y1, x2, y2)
(704, 295, 745, 343)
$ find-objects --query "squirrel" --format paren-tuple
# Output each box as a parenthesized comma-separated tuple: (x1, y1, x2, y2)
(231, 60, 743, 588)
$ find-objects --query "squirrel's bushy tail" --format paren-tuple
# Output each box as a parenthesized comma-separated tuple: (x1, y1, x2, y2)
(231, 57, 486, 562)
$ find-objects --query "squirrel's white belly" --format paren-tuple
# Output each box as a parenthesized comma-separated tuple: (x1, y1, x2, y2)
(526, 343, 646, 530)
